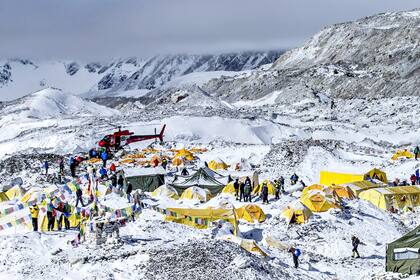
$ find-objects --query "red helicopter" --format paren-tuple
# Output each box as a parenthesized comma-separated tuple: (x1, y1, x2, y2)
(98, 124, 166, 150)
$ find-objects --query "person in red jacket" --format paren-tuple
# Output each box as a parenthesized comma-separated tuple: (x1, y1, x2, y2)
(410, 174, 417, 185)
(110, 163, 116, 173)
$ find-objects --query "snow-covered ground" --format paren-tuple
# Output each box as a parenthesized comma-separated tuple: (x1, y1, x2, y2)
(0, 86, 419, 280)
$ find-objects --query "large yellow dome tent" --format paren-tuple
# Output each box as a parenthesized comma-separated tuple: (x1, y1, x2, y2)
(300, 188, 340, 212)
(180, 187, 211, 202)
(235, 204, 266, 223)
(208, 158, 229, 171)
(151, 185, 179, 200)
(282, 201, 313, 224)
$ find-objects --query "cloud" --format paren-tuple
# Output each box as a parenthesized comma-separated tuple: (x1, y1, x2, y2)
(0, 0, 418, 60)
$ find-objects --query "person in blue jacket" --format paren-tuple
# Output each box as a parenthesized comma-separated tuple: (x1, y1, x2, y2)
(101, 151, 108, 167)
(43, 161, 49, 175)
(99, 166, 108, 179)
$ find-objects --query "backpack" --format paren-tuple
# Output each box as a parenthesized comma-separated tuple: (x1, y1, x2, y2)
(294, 248, 301, 257)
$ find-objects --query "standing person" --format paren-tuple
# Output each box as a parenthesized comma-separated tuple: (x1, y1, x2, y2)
(244, 180, 252, 202)
(101, 150, 108, 167)
(239, 181, 245, 202)
(126, 182, 133, 203)
(410, 174, 417, 186)
(43, 161, 49, 175)
(109, 162, 116, 174)
(414, 146, 420, 161)
(279, 176, 285, 193)
(117, 174, 124, 192)
(274, 180, 280, 200)
(351, 235, 361, 258)
(75, 187, 85, 207)
(29, 204, 39, 232)
(69, 157, 77, 177)
(233, 178, 240, 200)
(99, 166, 108, 179)
(261, 182, 269, 204)
(161, 158, 168, 170)
(47, 200, 55, 231)
(58, 157, 65, 175)
(288, 247, 301, 268)
(110, 173, 117, 190)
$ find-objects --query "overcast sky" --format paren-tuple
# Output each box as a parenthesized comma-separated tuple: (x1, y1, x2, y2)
(0, 0, 418, 60)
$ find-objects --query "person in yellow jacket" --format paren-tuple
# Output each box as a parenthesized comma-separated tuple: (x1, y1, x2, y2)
(29, 204, 40, 232)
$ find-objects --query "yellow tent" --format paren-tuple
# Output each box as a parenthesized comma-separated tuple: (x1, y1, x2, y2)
(302, 184, 329, 196)
(252, 180, 276, 195)
(282, 201, 313, 224)
(86, 158, 102, 164)
(358, 186, 420, 211)
(125, 153, 146, 159)
(391, 150, 414, 161)
(365, 168, 388, 183)
(208, 159, 229, 171)
(180, 187, 211, 202)
(344, 180, 386, 197)
(221, 235, 268, 256)
(0, 192, 9, 202)
(189, 148, 208, 153)
(165, 207, 238, 235)
(320, 168, 388, 186)
(235, 204, 266, 223)
(174, 149, 194, 161)
(328, 184, 355, 199)
(151, 185, 179, 200)
(300, 189, 340, 212)
(172, 157, 184, 166)
(222, 182, 236, 194)
(6, 186, 26, 200)
(120, 158, 136, 164)
(320, 171, 364, 186)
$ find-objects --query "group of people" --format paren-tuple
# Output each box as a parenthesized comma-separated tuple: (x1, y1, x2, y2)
(233, 177, 253, 202)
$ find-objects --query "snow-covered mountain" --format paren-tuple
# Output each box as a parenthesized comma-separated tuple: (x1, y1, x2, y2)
(0, 51, 282, 101)
(200, 9, 420, 104)
(1, 87, 118, 119)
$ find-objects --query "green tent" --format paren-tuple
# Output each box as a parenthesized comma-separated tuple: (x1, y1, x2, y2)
(169, 167, 228, 195)
(386, 225, 420, 275)
(124, 167, 166, 192)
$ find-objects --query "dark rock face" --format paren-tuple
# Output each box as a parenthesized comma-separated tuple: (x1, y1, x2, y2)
(65, 62, 80, 76)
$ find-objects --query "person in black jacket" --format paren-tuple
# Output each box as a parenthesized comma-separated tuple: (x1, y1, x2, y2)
(75, 188, 85, 207)
(233, 178, 240, 200)
(117, 174, 124, 191)
(261, 182, 269, 204)
(126, 182, 133, 203)
(239, 181, 245, 202)
(351, 235, 361, 258)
